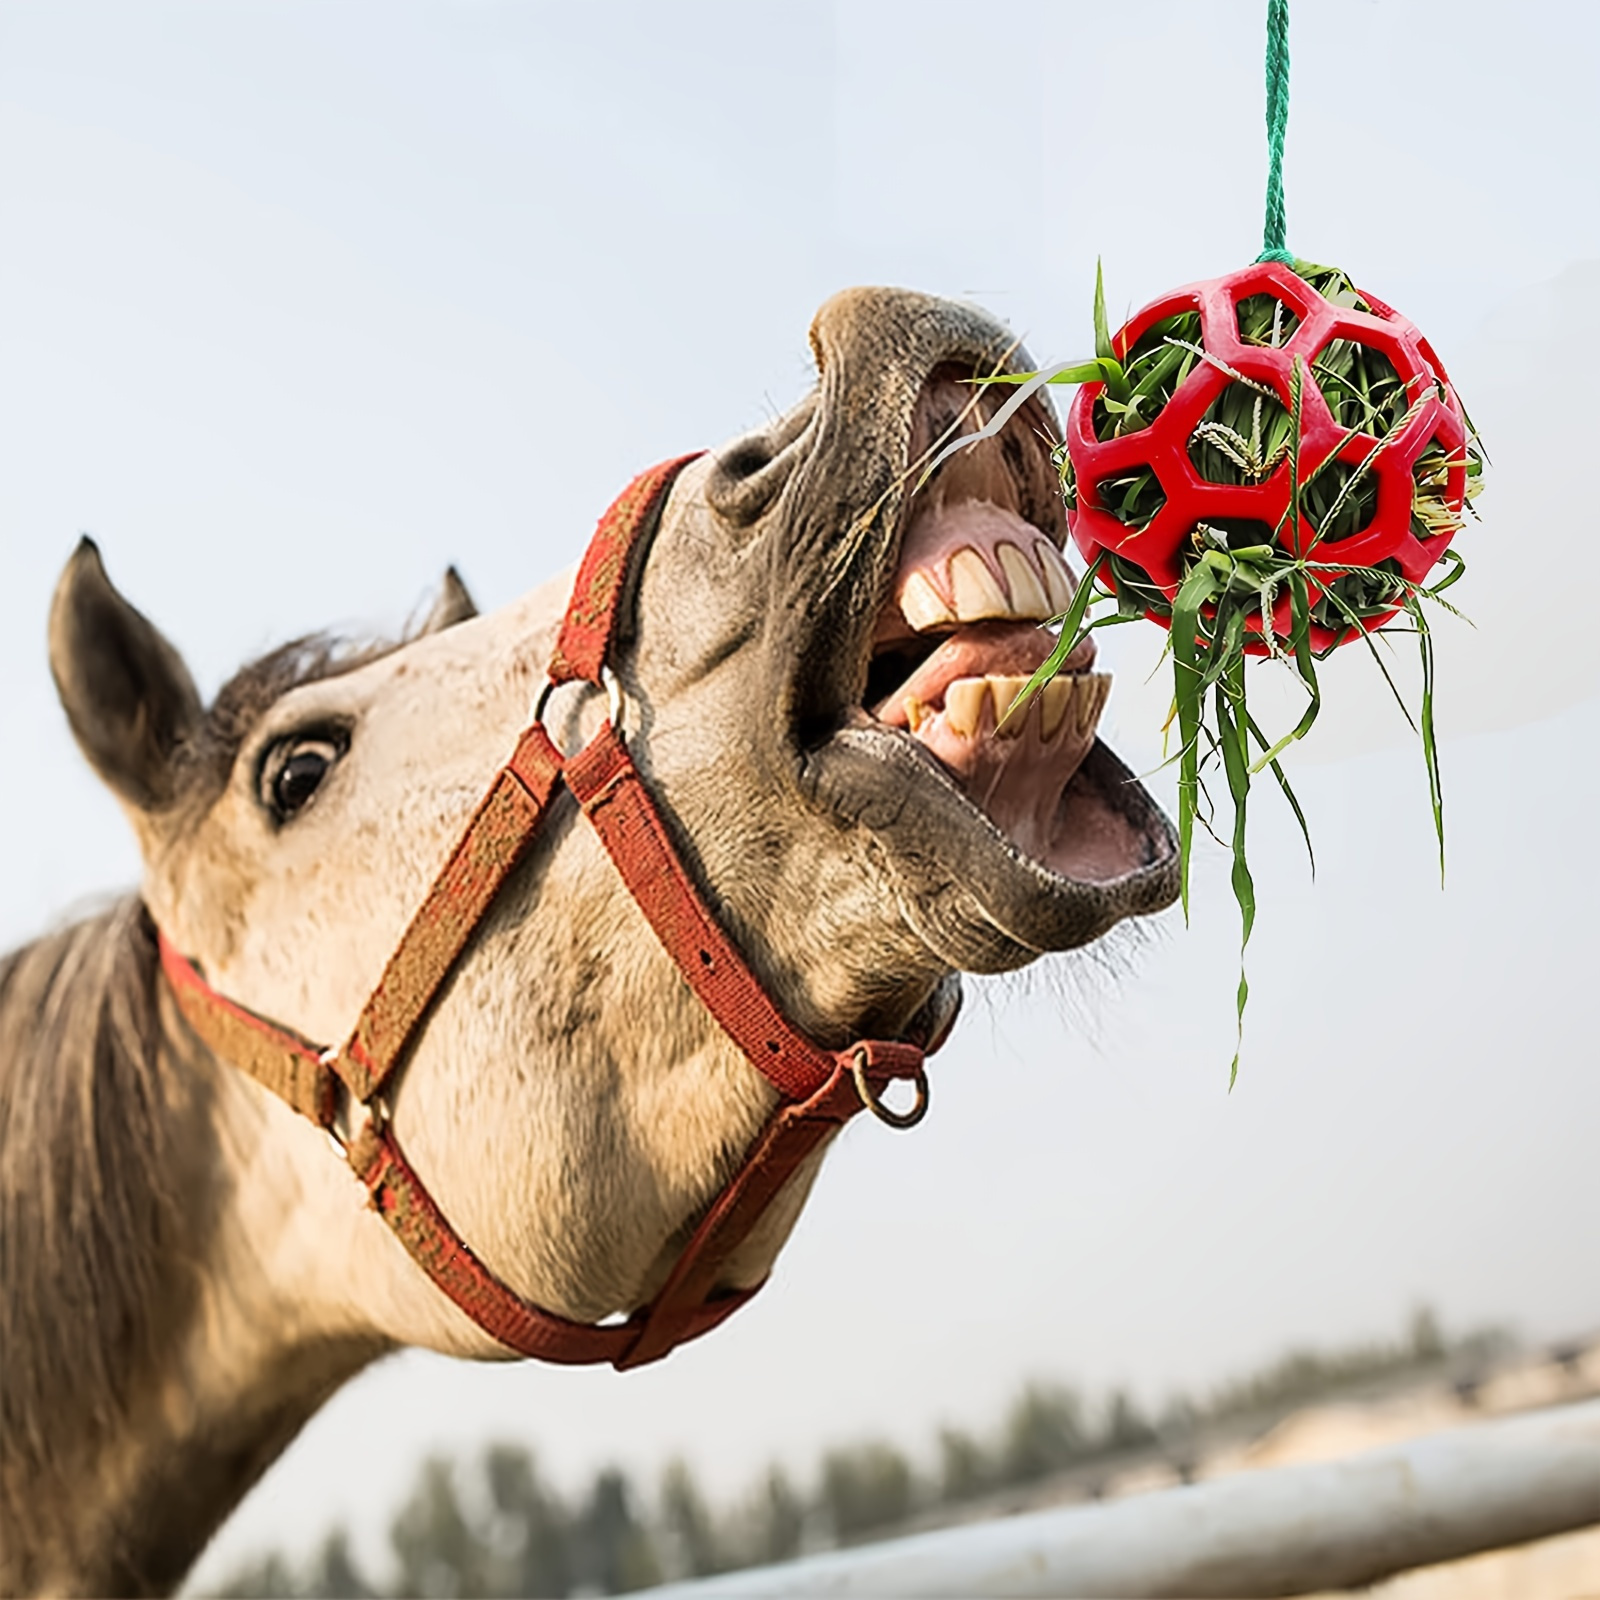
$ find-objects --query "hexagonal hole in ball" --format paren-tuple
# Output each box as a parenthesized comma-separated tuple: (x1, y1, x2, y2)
(1188, 382, 1293, 486)
(1310, 337, 1407, 437)
(1234, 291, 1303, 350)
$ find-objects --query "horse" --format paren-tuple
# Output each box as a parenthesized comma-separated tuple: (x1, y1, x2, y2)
(0, 287, 1179, 1596)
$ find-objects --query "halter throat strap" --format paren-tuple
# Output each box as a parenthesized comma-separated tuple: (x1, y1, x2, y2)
(158, 456, 932, 1370)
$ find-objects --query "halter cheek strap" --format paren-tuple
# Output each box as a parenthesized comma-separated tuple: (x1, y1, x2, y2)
(158, 455, 937, 1371)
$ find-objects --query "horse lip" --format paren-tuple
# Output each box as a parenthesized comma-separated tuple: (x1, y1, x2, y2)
(867, 359, 1070, 622)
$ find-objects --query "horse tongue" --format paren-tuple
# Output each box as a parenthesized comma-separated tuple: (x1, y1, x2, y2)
(897, 669, 1112, 863)
(873, 622, 1065, 721)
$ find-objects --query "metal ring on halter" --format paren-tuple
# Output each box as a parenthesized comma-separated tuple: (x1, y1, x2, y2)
(850, 1048, 930, 1130)
(531, 669, 625, 739)
(600, 665, 625, 732)
(601, 665, 624, 732)
(320, 1048, 393, 1157)
(532, 676, 561, 727)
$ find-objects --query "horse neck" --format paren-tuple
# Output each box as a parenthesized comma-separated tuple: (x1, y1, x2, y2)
(0, 902, 386, 1597)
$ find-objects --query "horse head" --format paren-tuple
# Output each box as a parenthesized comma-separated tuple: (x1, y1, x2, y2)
(8, 287, 1178, 1595)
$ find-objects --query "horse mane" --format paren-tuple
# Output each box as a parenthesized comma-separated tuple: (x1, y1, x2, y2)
(0, 897, 214, 1583)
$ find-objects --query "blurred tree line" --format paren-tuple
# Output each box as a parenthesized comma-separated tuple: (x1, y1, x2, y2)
(209, 1307, 1507, 1598)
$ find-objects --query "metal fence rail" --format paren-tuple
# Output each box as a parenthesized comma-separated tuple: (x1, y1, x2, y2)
(646, 1398, 1600, 1598)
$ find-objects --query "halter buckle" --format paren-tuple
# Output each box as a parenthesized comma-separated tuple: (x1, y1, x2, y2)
(850, 1047, 930, 1130)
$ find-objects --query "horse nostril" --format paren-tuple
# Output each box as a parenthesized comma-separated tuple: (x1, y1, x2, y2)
(720, 440, 773, 480)
(705, 395, 819, 528)
(707, 441, 787, 527)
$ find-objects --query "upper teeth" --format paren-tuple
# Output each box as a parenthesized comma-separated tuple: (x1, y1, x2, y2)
(897, 536, 1076, 632)
(949, 549, 1009, 618)
(996, 543, 1049, 616)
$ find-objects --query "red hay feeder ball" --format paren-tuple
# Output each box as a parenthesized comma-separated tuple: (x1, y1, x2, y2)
(1064, 261, 1473, 654)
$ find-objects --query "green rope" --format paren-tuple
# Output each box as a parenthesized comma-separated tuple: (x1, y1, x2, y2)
(1257, 0, 1296, 265)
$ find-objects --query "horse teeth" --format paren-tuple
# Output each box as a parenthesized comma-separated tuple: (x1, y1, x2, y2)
(948, 549, 1010, 621)
(904, 694, 934, 734)
(996, 542, 1049, 618)
(988, 675, 1032, 738)
(1077, 672, 1111, 737)
(943, 677, 987, 736)
(898, 538, 1077, 632)
(1040, 676, 1075, 740)
(900, 571, 955, 632)
(1036, 540, 1077, 615)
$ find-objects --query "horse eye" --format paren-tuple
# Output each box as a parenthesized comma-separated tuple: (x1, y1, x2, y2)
(259, 736, 343, 821)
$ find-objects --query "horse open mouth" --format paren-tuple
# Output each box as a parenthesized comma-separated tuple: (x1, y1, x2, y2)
(793, 327, 1179, 964)
(850, 366, 1166, 890)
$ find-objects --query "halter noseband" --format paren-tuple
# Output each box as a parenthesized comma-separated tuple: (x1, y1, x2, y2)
(157, 456, 937, 1370)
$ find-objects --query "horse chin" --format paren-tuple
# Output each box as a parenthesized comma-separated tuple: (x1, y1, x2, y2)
(803, 717, 1177, 974)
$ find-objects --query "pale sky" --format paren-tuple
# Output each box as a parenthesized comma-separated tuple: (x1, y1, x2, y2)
(1, 1, 1597, 1586)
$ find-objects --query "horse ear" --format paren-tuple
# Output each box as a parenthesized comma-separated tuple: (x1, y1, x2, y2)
(417, 566, 478, 635)
(49, 539, 203, 814)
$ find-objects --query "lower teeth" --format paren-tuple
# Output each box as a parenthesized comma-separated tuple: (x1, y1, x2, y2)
(906, 673, 1112, 741)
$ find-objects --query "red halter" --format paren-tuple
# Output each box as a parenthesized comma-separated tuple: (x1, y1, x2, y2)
(157, 457, 936, 1370)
